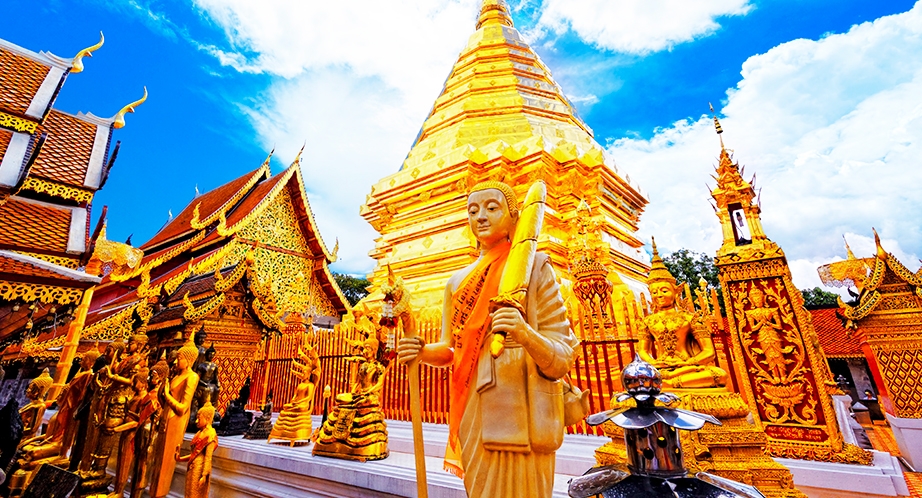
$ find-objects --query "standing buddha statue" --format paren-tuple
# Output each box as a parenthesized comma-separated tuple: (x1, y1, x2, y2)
(188, 343, 220, 432)
(109, 368, 158, 498)
(636, 239, 728, 389)
(131, 356, 170, 498)
(148, 339, 200, 498)
(175, 401, 218, 498)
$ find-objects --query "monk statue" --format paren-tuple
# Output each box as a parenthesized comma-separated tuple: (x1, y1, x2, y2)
(17, 369, 53, 444)
(188, 343, 220, 432)
(79, 334, 147, 490)
(636, 239, 728, 389)
(108, 367, 158, 498)
(76, 339, 125, 476)
(4, 370, 54, 494)
(16, 350, 99, 466)
(269, 345, 321, 446)
(313, 336, 388, 460)
(397, 181, 578, 497)
(192, 327, 208, 371)
(148, 339, 200, 498)
(175, 401, 218, 498)
(130, 356, 169, 498)
(69, 348, 113, 472)
(217, 377, 253, 437)
(244, 391, 274, 440)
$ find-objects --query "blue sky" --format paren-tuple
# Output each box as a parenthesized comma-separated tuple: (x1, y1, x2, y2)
(4, 0, 920, 289)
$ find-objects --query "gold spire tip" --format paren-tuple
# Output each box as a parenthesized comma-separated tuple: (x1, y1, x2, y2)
(71, 31, 104, 74)
(477, 0, 514, 29)
(112, 86, 147, 129)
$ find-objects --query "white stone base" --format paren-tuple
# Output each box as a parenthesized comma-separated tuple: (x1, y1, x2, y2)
(166, 416, 599, 498)
(774, 450, 909, 498)
(886, 413, 922, 471)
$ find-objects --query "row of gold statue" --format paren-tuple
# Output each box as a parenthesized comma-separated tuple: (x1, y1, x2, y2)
(6, 336, 216, 498)
(2, 315, 394, 497)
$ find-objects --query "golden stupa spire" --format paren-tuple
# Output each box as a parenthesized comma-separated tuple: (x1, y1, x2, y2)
(709, 102, 724, 149)
(71, 32, 104, 74)
(477, 0, 514, 29)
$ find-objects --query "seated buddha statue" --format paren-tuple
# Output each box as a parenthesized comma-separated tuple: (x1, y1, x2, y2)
(636, 240, 728, 390)
(312, 338, 388, 461)
(268, 346, 321, 446)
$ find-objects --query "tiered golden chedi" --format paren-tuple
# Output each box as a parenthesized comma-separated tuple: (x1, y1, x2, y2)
(361, 0, 649, 313)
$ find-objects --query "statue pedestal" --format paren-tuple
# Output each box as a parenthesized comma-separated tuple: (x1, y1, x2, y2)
(166, 417, 597, 497)
(597, 389, 806, 498)
(886, 413, 922, 470)
(775, 450, 908, 498)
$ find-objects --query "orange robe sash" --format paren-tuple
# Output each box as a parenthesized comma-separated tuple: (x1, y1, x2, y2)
(444, 242, 509, 477)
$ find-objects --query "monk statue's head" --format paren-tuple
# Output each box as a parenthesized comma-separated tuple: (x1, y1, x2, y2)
(467, 181, 518, 250)
(646, 237, 678, 312)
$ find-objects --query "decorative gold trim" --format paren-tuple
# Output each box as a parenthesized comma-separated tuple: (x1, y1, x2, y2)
(112, 87, 147, 129)
(0, 111, 38, 134)
(20, 177, 93, 203)
(0, 280, 83, 304)
(183, 291, 226, 321)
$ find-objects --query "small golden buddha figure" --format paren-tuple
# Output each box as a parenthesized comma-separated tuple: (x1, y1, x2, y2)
(636, 240, 728, 389)
(313, 337, 388, 461)
(148, 339, 200, 498)
(268, 345, 321, 446)
(175, 401, 217, 498)
(18, 369, 53, 443)
(109, 368, 158, 498)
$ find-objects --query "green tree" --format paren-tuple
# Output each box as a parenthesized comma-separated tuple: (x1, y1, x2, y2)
(800, 287, 839, 307)
(661, 249, 724, 314)
(333, 272, 371, 307)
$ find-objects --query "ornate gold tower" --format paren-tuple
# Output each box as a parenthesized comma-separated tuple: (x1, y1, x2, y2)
(360, 0, 649, 312)
(709, 114, 869, 464)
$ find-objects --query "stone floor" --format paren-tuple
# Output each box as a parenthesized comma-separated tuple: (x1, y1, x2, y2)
(863, 421, 921, 498)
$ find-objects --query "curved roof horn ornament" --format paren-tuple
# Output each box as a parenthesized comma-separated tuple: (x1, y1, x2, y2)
(568, 355, 765, 498)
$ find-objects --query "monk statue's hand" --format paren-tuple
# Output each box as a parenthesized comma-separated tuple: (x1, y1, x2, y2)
(397, 336, 426, 364)
(490, 307, 530, 344)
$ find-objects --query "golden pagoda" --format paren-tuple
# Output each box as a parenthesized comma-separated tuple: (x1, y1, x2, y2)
(708, 112, 870, 465)
(360, 0, 649, 313)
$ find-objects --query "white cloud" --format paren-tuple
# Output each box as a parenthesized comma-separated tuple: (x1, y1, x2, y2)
(190, 0, 482, 273)
(532, 0, 752, 54)
(614, 3, 922, 289)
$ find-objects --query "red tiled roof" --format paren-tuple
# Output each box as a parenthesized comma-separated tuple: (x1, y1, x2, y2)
(810, 307, 864, 358)
(31, 110, 99, 187)
(0, 48, 50, 117)
(0, 253, 64, 280)
(141, 167, 266, 251)
(0, 198, 71, 253)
